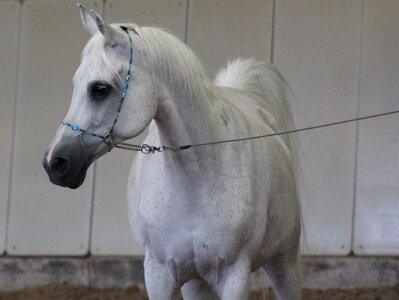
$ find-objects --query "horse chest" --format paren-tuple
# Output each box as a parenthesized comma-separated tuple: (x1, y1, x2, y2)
(137, 190, 258, 281)
(138, 178, 256, 234)
(129, 139, 282, 275)
(132, 162, 268, 268)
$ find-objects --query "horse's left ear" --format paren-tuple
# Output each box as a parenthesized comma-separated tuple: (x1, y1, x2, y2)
(78, 3, 98, 36)
(90, 9, 124, 45)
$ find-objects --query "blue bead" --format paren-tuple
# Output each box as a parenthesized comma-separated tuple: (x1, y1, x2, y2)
(124, 82, 129, 89)
(71, 124, 80, 131)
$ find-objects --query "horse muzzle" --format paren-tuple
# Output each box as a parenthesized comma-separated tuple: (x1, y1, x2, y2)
(43, 136, 91, 189)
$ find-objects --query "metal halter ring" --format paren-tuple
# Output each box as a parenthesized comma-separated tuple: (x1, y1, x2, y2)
(103, 133, 115, 145)
(140, 144, 163, 154)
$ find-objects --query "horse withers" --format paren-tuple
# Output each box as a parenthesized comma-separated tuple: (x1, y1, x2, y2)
(43, 5, 301, 300)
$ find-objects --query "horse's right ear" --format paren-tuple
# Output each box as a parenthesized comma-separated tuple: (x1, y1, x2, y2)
(78, 3, 98, 36)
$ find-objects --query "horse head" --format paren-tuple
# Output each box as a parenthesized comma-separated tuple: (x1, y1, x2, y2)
(43, 4, 158, 188)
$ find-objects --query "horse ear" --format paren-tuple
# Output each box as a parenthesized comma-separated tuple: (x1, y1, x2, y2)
(78, 3, 98, 36)
(90, 9, 123, 45)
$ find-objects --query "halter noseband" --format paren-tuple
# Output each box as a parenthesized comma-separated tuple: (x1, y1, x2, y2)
(61, 26, 140, 151)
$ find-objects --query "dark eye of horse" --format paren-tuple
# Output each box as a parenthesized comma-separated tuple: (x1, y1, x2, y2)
(89, 81, 112, 100)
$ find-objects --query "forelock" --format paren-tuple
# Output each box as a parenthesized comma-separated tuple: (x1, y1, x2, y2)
(79, 33, 122, 87)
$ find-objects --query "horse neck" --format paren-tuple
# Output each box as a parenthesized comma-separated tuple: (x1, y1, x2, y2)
(154, 78, 220, 165)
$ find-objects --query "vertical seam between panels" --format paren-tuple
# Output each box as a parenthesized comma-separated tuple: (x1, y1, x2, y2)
(351, 0, 365, 255)
(88, 163, 96, 255)
(86, 0, 106, 256)
(5, 0, 22, 256)
(102, 0, 106, 19)
(270, 0, 276, 63)
(184, 0, 191, 44)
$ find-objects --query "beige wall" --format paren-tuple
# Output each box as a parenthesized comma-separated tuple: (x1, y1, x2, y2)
(0, 0, 398, 256)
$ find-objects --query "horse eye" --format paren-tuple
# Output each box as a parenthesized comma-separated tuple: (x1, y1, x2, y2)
(89, 82, 112, 99)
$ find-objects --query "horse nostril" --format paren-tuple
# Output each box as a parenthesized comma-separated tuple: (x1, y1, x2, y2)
(50, 157, 69, 176)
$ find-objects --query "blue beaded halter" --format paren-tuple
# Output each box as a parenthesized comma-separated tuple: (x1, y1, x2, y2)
(61, 26, 133, 149)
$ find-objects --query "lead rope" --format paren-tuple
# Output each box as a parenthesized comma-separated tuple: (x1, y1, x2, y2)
(120, 108, 399, 154)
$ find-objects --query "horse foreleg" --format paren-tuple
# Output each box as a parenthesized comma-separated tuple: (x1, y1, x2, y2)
(263, 251, 301, 300)
(213, 258, 251, 300)
(144, 252, 180, 300)
(181, 279, 213, 300)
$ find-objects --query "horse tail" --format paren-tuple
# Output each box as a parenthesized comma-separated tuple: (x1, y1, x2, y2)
(214, 58, 294, 134)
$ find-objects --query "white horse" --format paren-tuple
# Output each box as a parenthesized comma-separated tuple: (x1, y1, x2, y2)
(43, 5, 301, 300)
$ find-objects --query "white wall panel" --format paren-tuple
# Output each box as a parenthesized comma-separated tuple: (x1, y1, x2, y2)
(274, 0, 362, 254)
(3, 0, 398, 257)
(91, 0, 187, 255)
(7, 0, 102, 255)
(353, 0, 399, 255)
(187, 0, 273, 77)
(0, 1, 20, 255)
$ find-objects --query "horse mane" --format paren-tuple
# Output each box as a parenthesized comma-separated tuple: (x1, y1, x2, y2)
(80, 24, 295, 142)
(135, 25, 217, 116)
(81, 24, 216, 117)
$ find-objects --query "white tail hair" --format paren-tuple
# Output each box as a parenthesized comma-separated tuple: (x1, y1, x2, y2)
(214, 58, 295, 137)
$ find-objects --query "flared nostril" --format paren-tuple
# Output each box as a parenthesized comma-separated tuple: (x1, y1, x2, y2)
(49, 157, 69, 176)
